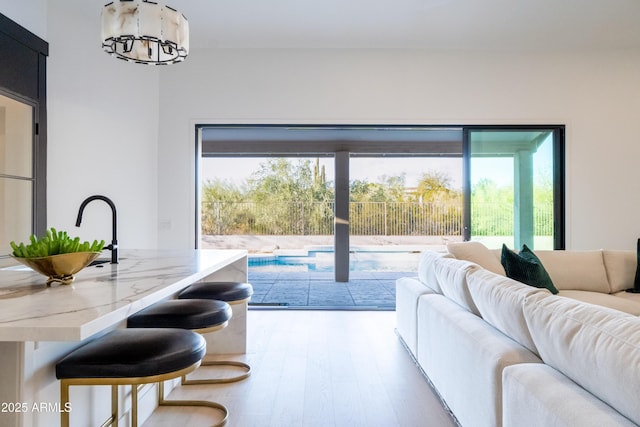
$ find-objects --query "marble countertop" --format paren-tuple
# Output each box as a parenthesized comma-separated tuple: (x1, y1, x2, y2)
(0, 249, 247, 342)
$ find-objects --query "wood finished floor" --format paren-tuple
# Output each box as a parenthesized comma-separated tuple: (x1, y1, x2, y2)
(143, 310, 457, 427)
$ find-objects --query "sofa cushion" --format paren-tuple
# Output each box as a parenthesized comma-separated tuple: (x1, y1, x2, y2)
(603, 250, 636, 293)
(447, 241, 506, 276)
(417, 250, 451, 293)
(523, 294, 640, 425)
(467, 268, 549, 354)
(533, 250, 610, 293)
(612, 290, 640, 307)
(559, 290, 640, 316)
(501, 244, 559, 294)
(433, 257, 481, 315)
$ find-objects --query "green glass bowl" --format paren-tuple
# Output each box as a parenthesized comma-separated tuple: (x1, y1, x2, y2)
(12, 252, 101, 286)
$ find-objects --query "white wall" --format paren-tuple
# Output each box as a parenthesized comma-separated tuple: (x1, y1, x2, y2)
(0, 0, 47, 40)
(158, 48, 640, 250)
(1, 1, 160, 249)
(46, 2, 160, 250)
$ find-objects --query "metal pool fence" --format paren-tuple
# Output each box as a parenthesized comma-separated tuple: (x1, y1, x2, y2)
(202, 201, 553, 237)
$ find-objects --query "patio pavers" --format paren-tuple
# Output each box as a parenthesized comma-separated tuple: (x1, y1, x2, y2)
(248, 270, 413, 310)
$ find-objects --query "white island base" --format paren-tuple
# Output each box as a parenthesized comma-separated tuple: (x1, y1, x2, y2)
(0, 249, 248, 427)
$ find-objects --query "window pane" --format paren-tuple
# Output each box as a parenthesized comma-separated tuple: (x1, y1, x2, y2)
(469, 130, 555, 250)
(349, 155, 463, 272)
(349, 156, 463, 245)
(0, 94, 33, 178)
(199, 157, 335, 252)
(0, 177, 32, 257)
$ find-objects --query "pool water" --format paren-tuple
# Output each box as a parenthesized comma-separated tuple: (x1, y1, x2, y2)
(248, 251, 420, 272)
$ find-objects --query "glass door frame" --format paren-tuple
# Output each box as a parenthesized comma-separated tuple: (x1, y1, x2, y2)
(0, 13, 49, 247)
(0, 89, 38, 250)
(462, 125, 566, 250)
(0, 88, 44, 263)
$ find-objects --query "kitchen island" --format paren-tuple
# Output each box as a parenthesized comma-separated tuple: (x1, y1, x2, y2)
(0, 249, 247, 427)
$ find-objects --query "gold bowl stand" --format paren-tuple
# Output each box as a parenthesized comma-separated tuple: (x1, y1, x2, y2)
(13, 252, 102, 286)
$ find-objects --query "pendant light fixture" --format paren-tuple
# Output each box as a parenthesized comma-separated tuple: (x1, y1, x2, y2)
(101, 0, 189, 65)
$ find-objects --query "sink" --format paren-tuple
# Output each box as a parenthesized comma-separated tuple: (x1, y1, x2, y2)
(89, 258, 125, 266)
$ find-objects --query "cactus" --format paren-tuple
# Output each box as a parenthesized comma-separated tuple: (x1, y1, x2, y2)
(10, 228, 105, 258)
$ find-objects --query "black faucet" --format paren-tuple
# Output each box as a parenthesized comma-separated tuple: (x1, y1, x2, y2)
(75, 195, 118, 264)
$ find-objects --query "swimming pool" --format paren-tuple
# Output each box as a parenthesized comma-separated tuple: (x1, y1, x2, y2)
(248, 249, 420, 272)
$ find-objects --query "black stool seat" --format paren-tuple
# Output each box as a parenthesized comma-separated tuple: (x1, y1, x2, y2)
(56, 328, 205, 380)
(178, 282, 253, 303)
(127, 299, 231, 330)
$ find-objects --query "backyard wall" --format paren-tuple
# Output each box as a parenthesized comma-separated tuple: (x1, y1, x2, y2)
(158, 48, 640, 251)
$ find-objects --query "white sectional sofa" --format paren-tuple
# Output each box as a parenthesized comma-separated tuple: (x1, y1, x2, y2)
(396, 241, 640, 427)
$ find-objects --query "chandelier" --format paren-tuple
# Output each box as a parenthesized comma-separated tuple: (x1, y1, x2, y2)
(101, 0, 189, 65)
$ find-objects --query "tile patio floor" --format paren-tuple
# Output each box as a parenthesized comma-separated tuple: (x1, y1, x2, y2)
(248, 270, 414, 310)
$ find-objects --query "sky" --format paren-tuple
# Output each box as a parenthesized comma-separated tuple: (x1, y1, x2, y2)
(200, 136, 552, 190)
(201, 156, 464, 189)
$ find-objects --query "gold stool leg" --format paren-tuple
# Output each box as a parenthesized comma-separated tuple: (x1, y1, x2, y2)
(61, 381, 70, 427)
(158, 380, 229, 427)
(131, 384, 138, 427)
(61, 381, 119, 427)
(111, 385, 119, 427)
(182, 360, 251, 385)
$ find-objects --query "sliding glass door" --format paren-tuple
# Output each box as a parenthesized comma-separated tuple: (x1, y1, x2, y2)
(464, 127, 564, 250)
(197, 124, 565, 294)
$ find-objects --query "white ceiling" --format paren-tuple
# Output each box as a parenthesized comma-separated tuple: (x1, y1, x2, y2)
(67, 0, 640, 51)
(165, 0, 640, 50)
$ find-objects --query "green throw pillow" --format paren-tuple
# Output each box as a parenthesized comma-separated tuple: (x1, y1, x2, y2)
(501, 244, 559, 294)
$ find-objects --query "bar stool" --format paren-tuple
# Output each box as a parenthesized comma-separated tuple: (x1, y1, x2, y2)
(128, 298, 248, 387)
(178, 282, 253, 384)
(127, 300, 232, 425)
(178, 281, 254, 305)
(55, 328, 214, 427)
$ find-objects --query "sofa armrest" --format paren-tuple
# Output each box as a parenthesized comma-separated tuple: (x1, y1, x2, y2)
(417, 294, 540, 427)
(396, 276, 435, 357)
(503, 363, 637, 427)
